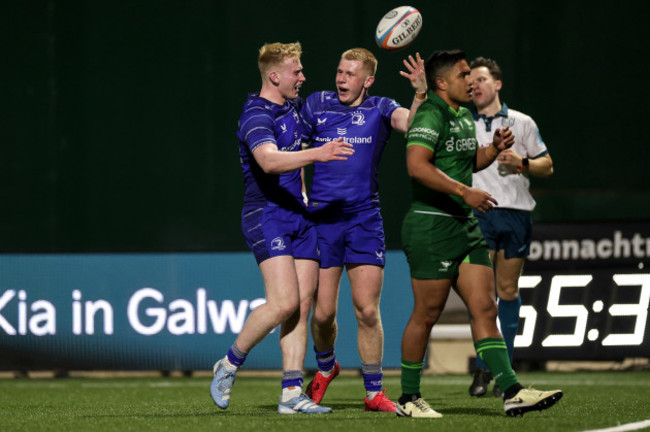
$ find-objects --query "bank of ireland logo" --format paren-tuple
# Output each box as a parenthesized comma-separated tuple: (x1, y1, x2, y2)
(271, 237, 286, 251)
(337, 127, 347, 135)
(351, 111, 365, 126)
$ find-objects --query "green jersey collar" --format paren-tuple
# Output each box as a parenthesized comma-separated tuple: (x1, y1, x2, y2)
(428, 91, 468, 118)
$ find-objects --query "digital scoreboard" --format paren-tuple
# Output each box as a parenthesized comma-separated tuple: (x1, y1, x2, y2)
(515, 271, 649, 360)
(514, 223, 650, 360)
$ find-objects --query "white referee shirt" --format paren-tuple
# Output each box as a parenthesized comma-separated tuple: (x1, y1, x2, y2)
(472, 103, 549, 212)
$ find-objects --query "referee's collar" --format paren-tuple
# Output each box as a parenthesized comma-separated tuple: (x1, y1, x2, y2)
(471, 102, 509, 121)
(472, 103, 509, 132)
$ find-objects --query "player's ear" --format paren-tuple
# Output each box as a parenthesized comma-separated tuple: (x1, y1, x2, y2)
(435, 76, 446, 91)
(364, 75, 375, 89)
(495, 79, 503, 92)
(269, 71, 280, 85)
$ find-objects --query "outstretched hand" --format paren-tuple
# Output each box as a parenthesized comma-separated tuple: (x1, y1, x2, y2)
(399, 52, 427, 93)
(492, 125, 514, 151)
(319, 138, 354, 162)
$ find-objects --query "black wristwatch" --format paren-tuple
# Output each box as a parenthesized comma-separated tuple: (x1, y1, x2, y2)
(518, 157, 529, 173)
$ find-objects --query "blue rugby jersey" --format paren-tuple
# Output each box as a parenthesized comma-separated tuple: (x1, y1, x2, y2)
(302, 91, 400, 212)
(237, 93, 306, 208)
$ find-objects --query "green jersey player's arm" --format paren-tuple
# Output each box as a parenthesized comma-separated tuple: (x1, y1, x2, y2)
(406, 143, 498, 214)
(474, 125, 515, 172)
(406, 143, 461, 194)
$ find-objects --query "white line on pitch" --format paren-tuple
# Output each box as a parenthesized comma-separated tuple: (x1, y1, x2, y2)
(578, 419, 650, 432)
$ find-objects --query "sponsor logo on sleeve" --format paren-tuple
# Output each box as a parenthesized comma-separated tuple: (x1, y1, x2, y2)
(409, 127, 439, 142)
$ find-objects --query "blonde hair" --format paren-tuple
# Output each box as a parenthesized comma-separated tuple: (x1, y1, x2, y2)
(341, 48, 377, 77)
(258, 42, 302, 77)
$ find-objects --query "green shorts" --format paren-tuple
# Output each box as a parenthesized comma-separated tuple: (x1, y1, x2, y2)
(401, 208, 492, 279)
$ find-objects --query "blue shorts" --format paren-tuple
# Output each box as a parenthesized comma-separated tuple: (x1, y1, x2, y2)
(312, 206, 385, 268)
(241, 205, 319, 265)
(474, 208, 533, 258)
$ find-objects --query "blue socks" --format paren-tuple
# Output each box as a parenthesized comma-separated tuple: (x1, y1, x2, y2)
(498, 297, 522, 363)
(315, 347, 336, 372)
(361, 362, 383, 393)
(227, 343, 247, 368)
(282, 370, 304, 389)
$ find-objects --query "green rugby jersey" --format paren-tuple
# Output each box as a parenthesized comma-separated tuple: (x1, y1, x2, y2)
(406, 91, 478, 218)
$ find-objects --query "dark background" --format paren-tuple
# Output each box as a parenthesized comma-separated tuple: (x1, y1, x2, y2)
(2, 0, 649, 253)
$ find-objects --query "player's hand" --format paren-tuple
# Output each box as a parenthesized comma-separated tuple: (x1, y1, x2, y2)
(492, 125, 514, 151)
(462, 187, 498, 213)
(497, 148, 523, 170)
(319, 138, 354, 162)
(399, 52, 427, 94)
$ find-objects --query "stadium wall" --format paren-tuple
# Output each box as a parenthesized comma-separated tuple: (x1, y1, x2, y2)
(2, 1, 650, 254)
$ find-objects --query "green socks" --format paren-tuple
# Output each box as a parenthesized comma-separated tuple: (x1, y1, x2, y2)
(402, 339, 518, 397)
(401, 359, 424, 395)
(474, 337, 519, 392)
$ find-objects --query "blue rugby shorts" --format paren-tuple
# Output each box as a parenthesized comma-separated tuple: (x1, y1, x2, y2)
(313, 206, 385, 268)
(241, 205, 319, 265)
(474, 208, 533, 258)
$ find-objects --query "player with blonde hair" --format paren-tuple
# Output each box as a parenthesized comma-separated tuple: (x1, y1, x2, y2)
(258, 42, 303, 76)
(209, 42, 354, 415)
(302, 47, 428, 412)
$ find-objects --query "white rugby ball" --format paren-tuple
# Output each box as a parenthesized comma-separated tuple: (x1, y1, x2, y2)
(375, 6, 423, 51)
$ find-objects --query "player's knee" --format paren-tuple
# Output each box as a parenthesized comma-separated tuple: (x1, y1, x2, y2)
(274, 297, 300, 322)
(479, 303, 498, 321)
(497, 284, 519, 301)
(356, 304, 380, 328)
(312, 307, 336, 327)
(468, 299, 497, 321)
(416, 304, 443, 325)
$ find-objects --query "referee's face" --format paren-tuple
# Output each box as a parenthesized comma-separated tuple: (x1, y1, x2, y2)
(470, 66, 501, 110)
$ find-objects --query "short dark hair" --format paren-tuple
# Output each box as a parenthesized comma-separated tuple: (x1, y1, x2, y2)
(425, 50, 467, 90)
(469, 57, 502, 80)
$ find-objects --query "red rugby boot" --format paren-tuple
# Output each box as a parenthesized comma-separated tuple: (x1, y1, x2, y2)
(365, 389, 397, 412)
(305, 361, 340, 404)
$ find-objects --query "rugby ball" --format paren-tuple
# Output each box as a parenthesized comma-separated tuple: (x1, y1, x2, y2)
(375, 6, 423, 50)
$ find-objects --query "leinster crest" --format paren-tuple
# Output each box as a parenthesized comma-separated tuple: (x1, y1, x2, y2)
(351, 111, 365, 126)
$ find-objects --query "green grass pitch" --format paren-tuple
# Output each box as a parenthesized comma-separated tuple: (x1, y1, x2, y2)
(1, 371, 648, 432)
